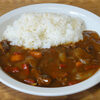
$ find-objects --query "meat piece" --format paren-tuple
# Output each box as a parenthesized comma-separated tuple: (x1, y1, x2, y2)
(37, 75, 52, 86)
(83, 31, 100, 52)
(31, 67, 41, 79)
(75, 70, 96, 81)
(92, 41, 100, 52)
(25, 56, 37, 68)
(72, 47, 93, 65)
(0, 40, 10, 53)
(83, 31, 100, 40)
(89, 32, 100, 40)
(73, 48, 92, 59)
(85, 45, 94, 53)
(56, 72, 68, 86)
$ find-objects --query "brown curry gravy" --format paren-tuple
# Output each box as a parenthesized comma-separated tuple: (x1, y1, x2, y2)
(0, 31, 100, 87)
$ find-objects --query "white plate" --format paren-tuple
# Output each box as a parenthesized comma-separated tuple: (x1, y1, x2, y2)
(0, 3, 100, 96)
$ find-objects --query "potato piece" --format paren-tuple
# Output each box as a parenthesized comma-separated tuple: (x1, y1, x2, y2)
(30, 51, 42, 58)
(59, 52, 67, 63)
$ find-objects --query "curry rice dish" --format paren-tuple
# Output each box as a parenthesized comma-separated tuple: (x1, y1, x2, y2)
(0, 13, 100, 87)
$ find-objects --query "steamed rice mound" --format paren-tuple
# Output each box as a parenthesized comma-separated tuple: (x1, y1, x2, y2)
(2, 13, 85, 49)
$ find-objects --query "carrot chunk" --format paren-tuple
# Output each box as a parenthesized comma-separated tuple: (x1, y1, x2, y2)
(76, 61, 83, 67)
(10, 53, 23, 62)
(30, 51, 42, 58)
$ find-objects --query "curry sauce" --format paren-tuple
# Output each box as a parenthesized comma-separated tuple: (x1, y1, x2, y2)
(0, 31, 100, 87)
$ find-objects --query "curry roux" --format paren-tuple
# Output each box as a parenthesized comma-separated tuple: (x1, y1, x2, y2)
(0, 31, 100, 87)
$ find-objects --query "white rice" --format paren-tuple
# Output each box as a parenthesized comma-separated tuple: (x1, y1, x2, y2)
(1, 13, 85, 49)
